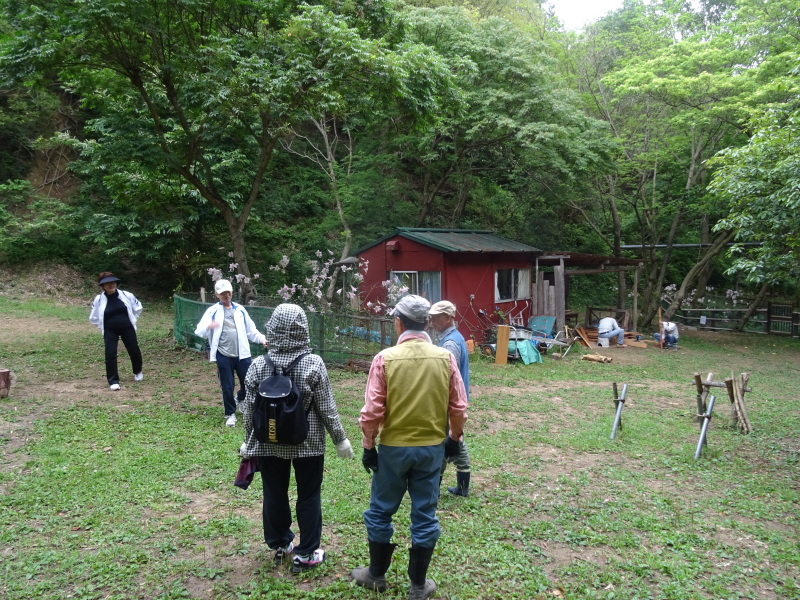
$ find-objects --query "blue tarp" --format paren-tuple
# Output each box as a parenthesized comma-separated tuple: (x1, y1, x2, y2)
(337, 325, 392, 346)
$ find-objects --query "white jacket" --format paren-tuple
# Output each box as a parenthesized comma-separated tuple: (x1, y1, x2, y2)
(89, 290, 143, 334)
(194, 302, 266, 362)
(662, 321, 679, 339)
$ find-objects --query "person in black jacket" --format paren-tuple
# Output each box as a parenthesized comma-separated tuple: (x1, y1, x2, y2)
(89, 272, 143, 391)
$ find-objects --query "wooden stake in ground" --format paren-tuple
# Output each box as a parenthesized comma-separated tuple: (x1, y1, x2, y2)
(658, 307, 664, 349)
(0, 368, 11, 398)
(693, 372, 714, 422)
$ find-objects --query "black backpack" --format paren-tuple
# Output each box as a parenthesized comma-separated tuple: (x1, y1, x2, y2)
(253, 353, 310, 445)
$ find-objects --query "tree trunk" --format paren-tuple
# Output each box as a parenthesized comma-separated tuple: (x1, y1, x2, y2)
(662, 230, 735, 320)
(691, 215, 712, 308)
(733, 282, 770, 333)
(219, 206, 256, 304)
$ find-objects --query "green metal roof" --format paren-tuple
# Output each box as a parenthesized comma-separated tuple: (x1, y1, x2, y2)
(356, 228, 542, 254)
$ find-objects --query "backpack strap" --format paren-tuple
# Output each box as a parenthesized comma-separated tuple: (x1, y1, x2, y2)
(265, 353, 309, 376)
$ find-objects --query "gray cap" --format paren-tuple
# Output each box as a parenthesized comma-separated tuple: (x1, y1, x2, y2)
(390, 294, 431, 323)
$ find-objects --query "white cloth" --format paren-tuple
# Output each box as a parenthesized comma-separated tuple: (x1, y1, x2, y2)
(89, 290, 143, 334)
(194, 302, 266, 362)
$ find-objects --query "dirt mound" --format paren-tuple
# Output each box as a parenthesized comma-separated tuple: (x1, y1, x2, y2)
(0, 263, 96, 305)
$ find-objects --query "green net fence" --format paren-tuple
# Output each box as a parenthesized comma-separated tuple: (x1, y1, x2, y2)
(173, 295, 398, 367)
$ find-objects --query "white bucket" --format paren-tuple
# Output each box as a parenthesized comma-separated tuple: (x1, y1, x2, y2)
(597, 337, 609, 348)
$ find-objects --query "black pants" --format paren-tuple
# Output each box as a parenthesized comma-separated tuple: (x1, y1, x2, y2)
(104, 325, 143, 385)
(259, 454, 324, 556)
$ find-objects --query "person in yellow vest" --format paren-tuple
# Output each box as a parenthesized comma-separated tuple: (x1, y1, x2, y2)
(351, 294, 468, 600)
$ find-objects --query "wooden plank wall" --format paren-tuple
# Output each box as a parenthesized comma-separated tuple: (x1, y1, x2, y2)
(533, 269, 565, 332)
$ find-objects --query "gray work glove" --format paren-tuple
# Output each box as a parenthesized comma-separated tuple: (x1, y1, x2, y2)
(444, 436, 460, 461)
(362, 448, 378, 474)
(239, 442, 251, 460)
(335, 438, 354, 459)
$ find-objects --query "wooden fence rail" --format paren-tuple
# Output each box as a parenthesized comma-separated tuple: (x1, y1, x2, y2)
(673, 304, 799, 338)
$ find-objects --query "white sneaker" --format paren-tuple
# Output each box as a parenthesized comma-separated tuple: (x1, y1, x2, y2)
(109, 384, 120, 391)
(292, 548, 326, 573)
(225, 414, 237, 427)
(134, 372, 143, 381)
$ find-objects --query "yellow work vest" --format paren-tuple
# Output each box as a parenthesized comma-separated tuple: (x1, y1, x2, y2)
(380, 339, 451, 447)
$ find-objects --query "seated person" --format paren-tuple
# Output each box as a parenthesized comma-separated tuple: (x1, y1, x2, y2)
(597, 315, 625, 347)
(655, 321, 679, 348)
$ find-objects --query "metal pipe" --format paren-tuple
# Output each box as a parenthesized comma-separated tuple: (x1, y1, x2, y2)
(694, 395, 716, 460)
(610, 383, 628, 440)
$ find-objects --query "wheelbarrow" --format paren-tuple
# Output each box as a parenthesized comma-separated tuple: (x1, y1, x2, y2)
(479, 326, 538, 361)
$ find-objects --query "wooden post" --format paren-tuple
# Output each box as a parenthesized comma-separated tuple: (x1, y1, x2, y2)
(694, 372, 706, 421)
(632, 265, 640, 331)
(317, 313, 326, 357)
(0, 369, 10, 398)
(554, 261, 565, 334)
(735, 372, 753, 434)
(658, 307, 664, 349)
(724, 377, 737, 428)
(200, 287, 206, 303)
(765, 302, 772, 334)
(693, 372, 704, 395)
(495, 325, 510, 365)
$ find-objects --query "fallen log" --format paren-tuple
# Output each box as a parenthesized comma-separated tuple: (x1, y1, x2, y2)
(345, 359, 372, 373)
(582, 354, 613, 364)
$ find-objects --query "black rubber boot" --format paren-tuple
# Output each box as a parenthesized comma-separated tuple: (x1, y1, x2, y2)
(447, 471, 470, 497)
(350, 540, 396, 592)
(407, 545, 436, 600)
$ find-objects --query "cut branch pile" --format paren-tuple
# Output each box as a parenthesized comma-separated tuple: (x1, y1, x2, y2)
(726, 372, 753, 434)
(693, 371, 753, 434)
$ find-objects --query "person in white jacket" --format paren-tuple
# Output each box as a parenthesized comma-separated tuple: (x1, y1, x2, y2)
(89, 272, 143, 391)
(195, 279, 267, 427)
(657, 321, 680, 348)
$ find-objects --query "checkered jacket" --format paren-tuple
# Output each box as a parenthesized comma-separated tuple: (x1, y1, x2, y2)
(240, 304, 348, 459)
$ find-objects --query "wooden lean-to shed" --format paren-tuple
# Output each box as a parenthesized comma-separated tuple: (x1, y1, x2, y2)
(356, 228, 542, 343)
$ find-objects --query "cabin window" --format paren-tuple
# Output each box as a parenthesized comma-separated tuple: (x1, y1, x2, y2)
(495, 268, 531, 301)
(388, 271, 441, 303)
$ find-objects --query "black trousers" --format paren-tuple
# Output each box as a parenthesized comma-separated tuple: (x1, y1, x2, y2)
(259, 454, 324, 556)
(103, 325, 143, 385)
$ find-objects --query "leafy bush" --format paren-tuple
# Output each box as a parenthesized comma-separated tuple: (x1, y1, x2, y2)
(0, 180, 103, 270)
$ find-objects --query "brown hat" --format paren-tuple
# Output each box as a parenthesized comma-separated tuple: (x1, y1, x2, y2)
(429, 300, 456, 317)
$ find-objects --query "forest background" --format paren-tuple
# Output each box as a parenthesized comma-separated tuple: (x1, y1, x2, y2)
(1, 0, 799, 324)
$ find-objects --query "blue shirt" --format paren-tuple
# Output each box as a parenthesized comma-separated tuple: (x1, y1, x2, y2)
(438, 325, 470, 400)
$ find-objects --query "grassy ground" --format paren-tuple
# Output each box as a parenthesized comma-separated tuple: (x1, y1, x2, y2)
(0, 293, 798, 600)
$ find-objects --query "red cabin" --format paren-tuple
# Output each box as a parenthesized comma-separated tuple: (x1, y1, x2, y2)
(357, 228, 542, 343)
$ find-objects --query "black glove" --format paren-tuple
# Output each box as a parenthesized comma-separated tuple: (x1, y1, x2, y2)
(444, 436, 460, 460)
(362, 448, 378, 474)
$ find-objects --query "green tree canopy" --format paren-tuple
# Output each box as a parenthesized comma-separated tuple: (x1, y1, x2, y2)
(710, 100, 800, 284)
(1, 0, 454, 297)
